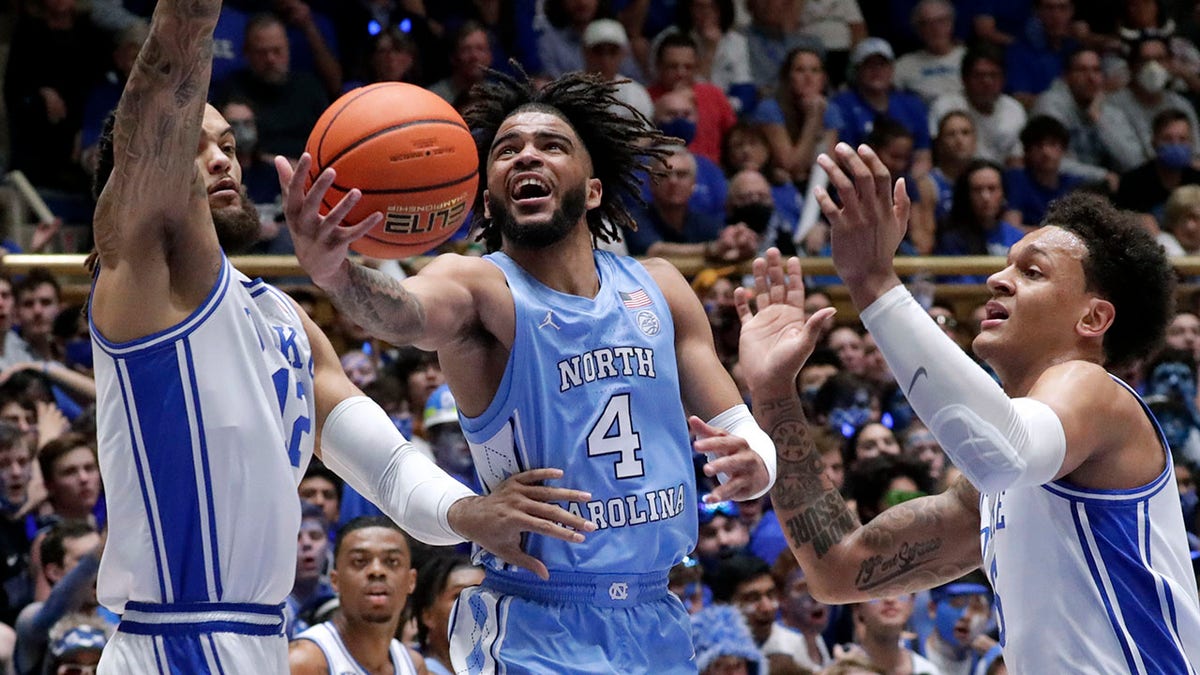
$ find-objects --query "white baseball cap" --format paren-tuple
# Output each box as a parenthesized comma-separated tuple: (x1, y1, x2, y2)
(583, 19, 629, 49)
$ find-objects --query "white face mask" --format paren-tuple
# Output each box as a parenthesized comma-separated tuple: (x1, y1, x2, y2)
(1137, 60, 1170, 93)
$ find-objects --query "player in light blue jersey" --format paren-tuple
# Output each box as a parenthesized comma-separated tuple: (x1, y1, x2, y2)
(281, 69, 779, 673)
(731, 145, 1200, 674)
(88, 3, 596, 672)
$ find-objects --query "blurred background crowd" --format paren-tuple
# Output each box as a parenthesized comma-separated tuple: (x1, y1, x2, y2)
(0, 0, 1199, 673)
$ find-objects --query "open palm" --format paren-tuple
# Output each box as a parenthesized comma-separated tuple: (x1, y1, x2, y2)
(735, 249, 836, 390)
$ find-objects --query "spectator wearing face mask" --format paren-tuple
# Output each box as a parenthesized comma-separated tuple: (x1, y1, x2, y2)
(1106, 36, 1200, 172)
(1114, 108, 1200, 217)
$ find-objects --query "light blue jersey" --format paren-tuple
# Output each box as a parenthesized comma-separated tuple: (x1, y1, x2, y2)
(979, 378, 1200, 674)
(449, 250, 698, 674)
(461, 250, 697, 576)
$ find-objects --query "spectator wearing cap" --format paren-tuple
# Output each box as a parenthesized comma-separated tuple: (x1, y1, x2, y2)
(690, 604, 767, 675)
(43, 614, 109, 675)
(582, 19, 655, 123)
(536, 0, 643, 81)
(831, 38, 933, 176)
(285, 501, 335, 639)
(929, 44, 1027, 165)
(423, 384, 480, 492)
(1001, 115, 1087, 228)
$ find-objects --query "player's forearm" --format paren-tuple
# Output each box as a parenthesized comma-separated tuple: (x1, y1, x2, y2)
(755, 392, 862, 596)
(96, 1, 220, 229)
(322, 261, 427, 346)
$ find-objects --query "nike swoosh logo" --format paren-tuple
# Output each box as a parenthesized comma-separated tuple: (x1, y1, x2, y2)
(907, 366, 928, 396)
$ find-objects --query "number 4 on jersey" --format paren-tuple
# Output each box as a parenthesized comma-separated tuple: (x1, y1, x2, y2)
(587, 394, 645, 479)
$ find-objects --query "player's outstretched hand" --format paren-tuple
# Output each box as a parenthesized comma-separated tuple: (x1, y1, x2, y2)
(814, 143, 910, 299)
(275, 153, 384, 289)
(448, 468, 597, 580)
(689, 416, 771, 502)
(734, 248, 835, 398)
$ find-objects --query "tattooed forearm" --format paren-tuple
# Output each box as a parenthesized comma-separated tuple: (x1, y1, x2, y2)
(782, 492, 858, 557)
(763, 396, 861, 559)
(326, 263, 426, 346)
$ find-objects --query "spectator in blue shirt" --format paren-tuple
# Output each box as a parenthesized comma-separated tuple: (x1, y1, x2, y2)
(1004, 0, 1079, 108)
(831, 38, 933, 176)
(1002, 115, 1087, 228)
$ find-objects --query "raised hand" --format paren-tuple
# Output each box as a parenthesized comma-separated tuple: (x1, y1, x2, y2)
(448, 468, 597, 580)
(734, 248, 835, 398)
(814, 143, 910, 304)
(275, 153, 384, 288)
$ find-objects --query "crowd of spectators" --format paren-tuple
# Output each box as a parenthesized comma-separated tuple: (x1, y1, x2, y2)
(2, 0, 1200, 674)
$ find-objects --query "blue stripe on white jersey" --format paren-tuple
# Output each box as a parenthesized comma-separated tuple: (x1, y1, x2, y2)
(979, 376, 1200, 674)
(91, 257, 316, 612)
(115, 337, 224, 602)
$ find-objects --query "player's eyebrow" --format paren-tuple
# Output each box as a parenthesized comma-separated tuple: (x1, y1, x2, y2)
(490, 130, 575, 153)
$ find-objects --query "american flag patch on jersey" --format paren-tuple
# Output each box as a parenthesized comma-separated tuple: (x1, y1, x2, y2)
(620, 289, 652, 309)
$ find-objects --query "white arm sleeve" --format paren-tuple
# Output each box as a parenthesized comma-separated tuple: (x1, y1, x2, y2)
(859, 285, 1067, 493)
(318, 396, 476, 545)
(707, 404, 777, 499)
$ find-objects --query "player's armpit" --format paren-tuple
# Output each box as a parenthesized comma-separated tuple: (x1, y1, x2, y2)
(286, 639, 329, 675)
(94, 1, 221, 262)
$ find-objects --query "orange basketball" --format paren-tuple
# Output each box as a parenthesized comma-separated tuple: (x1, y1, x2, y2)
(304, 82, 479, 259)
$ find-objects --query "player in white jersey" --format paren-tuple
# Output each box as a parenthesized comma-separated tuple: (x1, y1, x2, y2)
(289, 517, 423, 675)
(727, 143, 1200, 673)
(88, 2, 596, 672)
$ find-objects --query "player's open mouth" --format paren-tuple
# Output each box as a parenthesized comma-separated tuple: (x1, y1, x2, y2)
(981, 301, 1009, 329)
(511, 176, 551, 204)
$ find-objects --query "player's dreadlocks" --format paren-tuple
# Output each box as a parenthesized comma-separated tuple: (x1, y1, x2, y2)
(464, 66, 677, 252)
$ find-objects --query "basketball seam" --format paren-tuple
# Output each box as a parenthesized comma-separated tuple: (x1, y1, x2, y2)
(328, 170, 478, 195)
(314, 82, 393, 164)
(322, 119, 473, 171)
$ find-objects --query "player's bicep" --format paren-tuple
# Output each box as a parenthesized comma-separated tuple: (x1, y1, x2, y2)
(644, 259, 742, 419)
(819, 477, 982, 602)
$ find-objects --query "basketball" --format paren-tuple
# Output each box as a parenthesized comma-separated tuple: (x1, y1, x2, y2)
(304, 82, 479, 259)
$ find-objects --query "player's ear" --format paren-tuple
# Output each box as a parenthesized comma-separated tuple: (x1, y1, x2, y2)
(482, 189, 491, 219)
(586, 177, 602, 210)
(329, 568, 340, 595)
(1078, 297, 1115, 340)
(406, 568, 417, 596)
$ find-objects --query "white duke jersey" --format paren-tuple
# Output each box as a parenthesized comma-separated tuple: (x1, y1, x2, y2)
(979, 378, 1200, 674)
(90, 258, 316, 611)
(294, 622, 418, 675)
(460, 250, 697, 575)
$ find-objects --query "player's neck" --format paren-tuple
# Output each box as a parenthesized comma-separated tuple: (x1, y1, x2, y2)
(992, 348, 1100, 397)
(503, 229, 600, 298)
(334, 614, 396, 674)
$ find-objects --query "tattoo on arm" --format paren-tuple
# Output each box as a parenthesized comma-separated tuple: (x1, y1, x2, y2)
(326, 264, 425, 346)
(852, 476, 981, 596)
(763, 397, 860, 558)
(98, 0, 221, 236)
